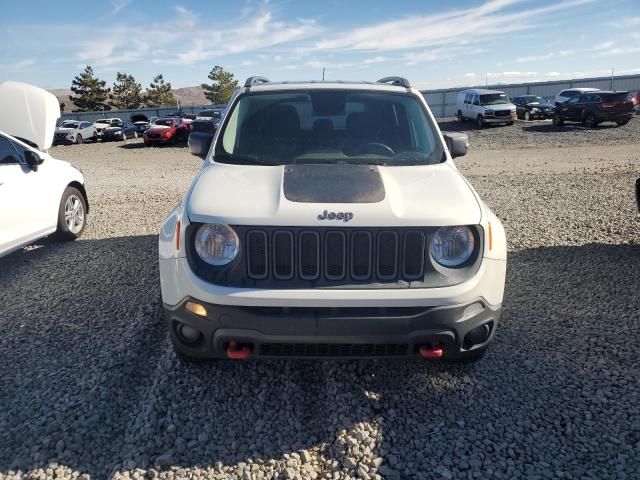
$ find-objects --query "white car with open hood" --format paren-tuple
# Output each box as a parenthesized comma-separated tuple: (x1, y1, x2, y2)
(159, 76, 507, 363)
(0, 81, 89, 258)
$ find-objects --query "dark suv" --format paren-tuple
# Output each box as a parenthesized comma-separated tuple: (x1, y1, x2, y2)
(553, 91, 634, 128)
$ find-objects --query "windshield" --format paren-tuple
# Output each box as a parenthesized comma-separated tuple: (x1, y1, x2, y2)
(155, 119, 174, 126)
(95, 120, 110, 125)
(60, 121, 79, 128)
(215, 90, 442, 166)
(524, 96, 546, 104)
(480, 93, 509, 106)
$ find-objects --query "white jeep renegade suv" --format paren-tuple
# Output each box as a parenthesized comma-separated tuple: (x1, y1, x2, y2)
(159, 77, 507, 363)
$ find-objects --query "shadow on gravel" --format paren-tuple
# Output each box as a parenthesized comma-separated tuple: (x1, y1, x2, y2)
(1, 240, 639, 478)
(522, 123, 621, 133)
(119, 141, 189, 150)
(437, 119, 513, 132)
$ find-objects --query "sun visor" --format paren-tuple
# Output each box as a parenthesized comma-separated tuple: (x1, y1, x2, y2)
(0, 81, 61, 150)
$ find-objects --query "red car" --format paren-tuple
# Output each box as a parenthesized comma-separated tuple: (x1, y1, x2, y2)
(143, 118, 189, 145)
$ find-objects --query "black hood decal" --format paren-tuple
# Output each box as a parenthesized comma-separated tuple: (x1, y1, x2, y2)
(283, 164, 385, 203)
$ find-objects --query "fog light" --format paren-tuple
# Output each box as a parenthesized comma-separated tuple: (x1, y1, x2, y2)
(178, 323, 201, 343)
(185, 301, 207, 317)
(463, 323, 491, 347)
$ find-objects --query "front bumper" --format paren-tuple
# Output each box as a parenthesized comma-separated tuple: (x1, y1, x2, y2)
(484, 115, 515, 124)
(144, 136, 172, 144)
(165, 298, 501, 360)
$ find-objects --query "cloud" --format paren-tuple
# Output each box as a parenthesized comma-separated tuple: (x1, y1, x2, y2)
(610, 16, 640, 28)
(0, 58, 36, 72)
(313, 0, 591, 55)
(108, 0, 132, 15)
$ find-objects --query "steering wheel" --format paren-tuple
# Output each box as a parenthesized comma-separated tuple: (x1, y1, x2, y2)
(362, 142, 395, 156)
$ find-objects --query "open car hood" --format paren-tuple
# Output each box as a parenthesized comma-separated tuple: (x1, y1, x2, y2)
(0, 81, 60, 150)
(131, 113, 149, 123)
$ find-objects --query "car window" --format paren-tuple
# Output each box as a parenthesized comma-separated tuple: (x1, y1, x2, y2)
(217, 90, 443, 166)
(0, 136, 23, 165)
(566, 96, 580, 104)
(472, 95, 480, 106)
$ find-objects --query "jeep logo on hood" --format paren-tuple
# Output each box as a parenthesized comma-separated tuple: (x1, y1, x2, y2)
(317, 210, 353, 222)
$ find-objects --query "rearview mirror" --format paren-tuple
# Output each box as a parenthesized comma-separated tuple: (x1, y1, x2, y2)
(443, 132, 469, 159)
(24, 150, 44, 171)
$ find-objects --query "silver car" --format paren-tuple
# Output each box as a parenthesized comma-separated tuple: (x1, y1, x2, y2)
(53, 120, 97, 145)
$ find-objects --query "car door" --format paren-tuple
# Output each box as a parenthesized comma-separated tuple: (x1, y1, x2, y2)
(472, 94, 481, 117)
(562, 96, 580, 120)
(80, 122, 92, 138)
(0, 135, 55, 255)
(513, 97, 523, 117)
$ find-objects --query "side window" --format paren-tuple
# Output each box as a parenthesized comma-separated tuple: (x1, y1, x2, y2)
(0, 136, 23, 165)
(473, 95, 480, 106)
(566, 96, 580, 105)
(464, 94, 470, 104)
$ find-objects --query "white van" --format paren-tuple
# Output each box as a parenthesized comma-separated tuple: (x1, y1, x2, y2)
(455, 89, 516, 128)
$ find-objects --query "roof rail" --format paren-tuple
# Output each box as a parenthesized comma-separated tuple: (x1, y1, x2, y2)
(377, 76, 411, 88)
(244, 76, 270, 88)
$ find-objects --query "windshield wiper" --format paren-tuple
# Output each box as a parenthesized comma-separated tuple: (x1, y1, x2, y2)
(215, 154, 280, 166)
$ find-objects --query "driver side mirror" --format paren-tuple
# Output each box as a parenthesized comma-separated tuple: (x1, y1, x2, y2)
(24, 150, 44, 171)
(443, 132, 469, 159)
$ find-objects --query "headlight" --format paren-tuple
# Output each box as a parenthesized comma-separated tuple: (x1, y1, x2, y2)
(430, 226, 475, 267)
(194, 224, 239, 266)
(531, 107, 540, 113)
(485, 110, 494, 115)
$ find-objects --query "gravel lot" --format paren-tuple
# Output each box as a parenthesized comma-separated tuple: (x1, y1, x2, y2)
(1, 120, 639, 480)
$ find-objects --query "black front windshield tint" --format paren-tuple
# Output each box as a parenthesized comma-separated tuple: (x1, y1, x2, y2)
(156, 119, 173, 126)
(215, 90, 443, 166)
(480, 94, 509, 105)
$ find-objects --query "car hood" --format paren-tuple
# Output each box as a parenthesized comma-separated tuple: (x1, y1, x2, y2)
(526, 102, 554, 109)
(103, 126, 123, 132)
(188, 162, 481, 227)
(0, 81, 60, 150)
(55, 127, 76, 133)
(146, 125, 171, 133)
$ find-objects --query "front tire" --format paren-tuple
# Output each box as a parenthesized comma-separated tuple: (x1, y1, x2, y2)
(552, 113, 564, 126)
(585, 113, 598, 128)
(457, 110, 464, 123)
(616, 120, 629, 126)
(56, 187, 87, 241)
(92, 134, 98, 143)
(524, 111, 530, 121)
(476, 115, 484, 129)
(133, 130, 138, 139)
(75, 134, 83, 145)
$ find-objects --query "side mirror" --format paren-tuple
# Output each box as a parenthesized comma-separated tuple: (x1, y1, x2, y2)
(24, 150, 44, 171)
(189, 134, 212, 158)
(443, 132, 469, 159)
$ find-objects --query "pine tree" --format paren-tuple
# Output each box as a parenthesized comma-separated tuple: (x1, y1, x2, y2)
(201, 66, 239, 104)
(70, 66, 110, 112)
(109, 72, 143, 110)
(145, 74, 176, 107)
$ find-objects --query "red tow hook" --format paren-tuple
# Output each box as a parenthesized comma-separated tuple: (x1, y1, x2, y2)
(226, 341, 252, 360)
(419, 345, 444, 359)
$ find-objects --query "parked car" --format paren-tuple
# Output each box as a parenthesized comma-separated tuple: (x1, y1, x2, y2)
(143, 118, 189, 145)
(456, 89, 516, 128)
(53, 120, 97, 145)
(553, 91, 635, 127)
(180, 113, 196, 129)
(131, 113, 152, 134)
(512, 95, 555, 120)
(160, 76, 507, 364)
(93, 118, 123, 137)
(188, 109, 225, 157)
(554, 88, 599, 106)
(196, 109, 223, 120)
(101, 121, 138, 141)
(0, 81, 89, 257)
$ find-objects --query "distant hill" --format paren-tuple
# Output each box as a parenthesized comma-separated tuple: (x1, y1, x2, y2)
(50, 85, 209, 112)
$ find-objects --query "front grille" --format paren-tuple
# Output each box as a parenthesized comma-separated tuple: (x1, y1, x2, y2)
(259, 342, 409, 357)
(244, 227, 436, 284)
(494, 110, 512, 117)
(147, 133, 161, 139)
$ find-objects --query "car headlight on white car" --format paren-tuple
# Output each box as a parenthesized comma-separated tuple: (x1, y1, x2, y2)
(430, 226, 475, 267)
(194, 224, 239, 265)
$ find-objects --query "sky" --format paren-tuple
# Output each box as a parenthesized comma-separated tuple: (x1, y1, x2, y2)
(1, 0, 639, 91)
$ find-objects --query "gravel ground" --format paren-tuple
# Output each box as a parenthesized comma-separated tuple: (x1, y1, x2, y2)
(1, 131, 639, 480)
(439, 115, 640, 150)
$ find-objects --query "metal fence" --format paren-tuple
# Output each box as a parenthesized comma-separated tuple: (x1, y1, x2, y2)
(421, 73, 640, 118)
(59, 104, 222, 123)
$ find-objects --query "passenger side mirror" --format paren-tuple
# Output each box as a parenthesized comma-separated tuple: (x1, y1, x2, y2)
(24, 150, 44, 171)
(443, 132, 469, 159)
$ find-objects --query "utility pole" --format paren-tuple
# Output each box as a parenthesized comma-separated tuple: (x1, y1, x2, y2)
(322, 68, 326, 81)
(610, 67, 615, 91)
